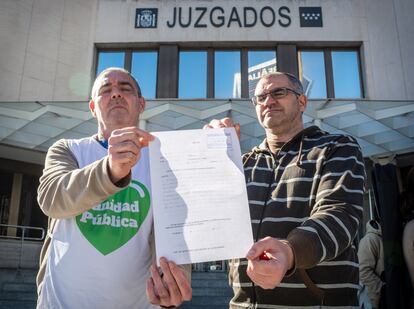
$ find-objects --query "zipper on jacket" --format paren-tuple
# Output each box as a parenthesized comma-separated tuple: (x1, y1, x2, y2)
(254, 164, 276, 242)
(247, 128, 321, 306)
(251, 154, 277, 305)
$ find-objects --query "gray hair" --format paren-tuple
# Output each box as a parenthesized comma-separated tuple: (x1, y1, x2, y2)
(258, 72, 304, 94)
(91, 67, 142, 98)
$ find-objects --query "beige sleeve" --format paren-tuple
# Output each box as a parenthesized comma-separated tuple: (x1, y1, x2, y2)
(37, 138, 130, 219)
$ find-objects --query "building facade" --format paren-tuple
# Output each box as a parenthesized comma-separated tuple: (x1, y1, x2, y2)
(0, 0, 413, 274)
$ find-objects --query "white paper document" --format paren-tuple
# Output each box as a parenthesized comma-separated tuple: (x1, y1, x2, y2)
(148, 128, 253, 265)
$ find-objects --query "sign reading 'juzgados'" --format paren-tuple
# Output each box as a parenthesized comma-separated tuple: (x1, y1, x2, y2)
(135, 5, 323, 29)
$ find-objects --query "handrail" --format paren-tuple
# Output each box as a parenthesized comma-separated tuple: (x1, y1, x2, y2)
(0, 224, 45, 270)
(0, 224, 45, 241)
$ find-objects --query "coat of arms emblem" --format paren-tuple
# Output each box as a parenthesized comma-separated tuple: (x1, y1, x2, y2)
(135, 8, 157, 28)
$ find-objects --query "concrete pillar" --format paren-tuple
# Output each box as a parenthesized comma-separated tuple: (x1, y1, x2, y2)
(277, 45, 298, 77)
(157, 45, 179, 98)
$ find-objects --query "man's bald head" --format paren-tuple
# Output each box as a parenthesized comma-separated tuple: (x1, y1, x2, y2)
(91, 67, 141, 99)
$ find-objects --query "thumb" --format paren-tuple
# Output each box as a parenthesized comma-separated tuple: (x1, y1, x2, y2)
(246, 237, 275, 260)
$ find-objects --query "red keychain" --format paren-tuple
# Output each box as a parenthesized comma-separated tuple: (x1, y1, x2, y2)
(259, 251, 270, 260)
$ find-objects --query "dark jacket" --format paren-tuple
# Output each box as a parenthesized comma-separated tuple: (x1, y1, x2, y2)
(229, 126, 366, 308)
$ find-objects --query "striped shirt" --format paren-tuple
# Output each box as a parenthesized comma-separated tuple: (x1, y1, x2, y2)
(229, 126, 366, 308)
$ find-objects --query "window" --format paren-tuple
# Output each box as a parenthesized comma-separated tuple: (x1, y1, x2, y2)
(247, 51, 277, 97)
(0, 170, 46, 238)
(131, 52, 158, 99)
(96, 51, 125, 75)
(298, 49, 363, 99)
(19, 174, 46, 238)
(214, 51, 241, 98)
(96, 47, 363, 100)
(0, 171, 13, 236)
(298, 51, 327, 98)
(179, 51, 207, 98)
(96, 50, 158, 98)
(332, 51, 362, 98)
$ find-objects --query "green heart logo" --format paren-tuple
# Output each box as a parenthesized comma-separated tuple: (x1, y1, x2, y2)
(76, 180, 150, 255)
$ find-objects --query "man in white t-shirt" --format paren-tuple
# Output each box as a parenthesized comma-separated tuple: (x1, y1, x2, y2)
(36, 67, 191, 309)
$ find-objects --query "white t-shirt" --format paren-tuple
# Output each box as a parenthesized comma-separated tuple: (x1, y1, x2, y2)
(37, 137, 157, 309)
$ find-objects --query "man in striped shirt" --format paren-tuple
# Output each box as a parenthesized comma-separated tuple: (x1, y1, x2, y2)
(205, 72, 365, 308)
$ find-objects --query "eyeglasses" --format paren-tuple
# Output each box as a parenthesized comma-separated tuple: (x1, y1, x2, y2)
(251, 87, 302, 106)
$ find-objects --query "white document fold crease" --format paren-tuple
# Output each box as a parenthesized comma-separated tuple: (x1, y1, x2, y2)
(148, 128, 253, 265)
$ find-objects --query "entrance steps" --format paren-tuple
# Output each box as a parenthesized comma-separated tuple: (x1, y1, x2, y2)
(180, 272, 233, 308)
(0, 269, 37, 309)
(0, 270, 233, 309)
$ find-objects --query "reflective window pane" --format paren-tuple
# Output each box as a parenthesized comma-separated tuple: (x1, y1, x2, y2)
(248, 51, 277, 97)
(96, 52, 125, 75)
(131, 52, 158, 99)
(299, 51, 327, 98)
(179, 51, 207, 98)
(214, 51, 241, 98)
(332, 51, 362, 98)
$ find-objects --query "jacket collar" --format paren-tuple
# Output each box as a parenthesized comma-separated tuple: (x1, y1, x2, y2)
(255, 125, 322, 153)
